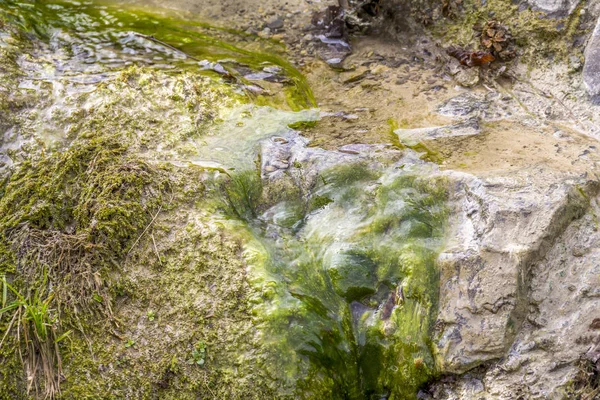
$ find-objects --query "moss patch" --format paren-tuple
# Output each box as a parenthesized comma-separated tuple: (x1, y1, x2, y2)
(432, 0, 590, 64)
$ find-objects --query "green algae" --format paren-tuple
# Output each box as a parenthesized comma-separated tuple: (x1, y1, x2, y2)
(223, 169, 263, 220)
(0, 0, 315, 111)
(232, 163, 449, 399)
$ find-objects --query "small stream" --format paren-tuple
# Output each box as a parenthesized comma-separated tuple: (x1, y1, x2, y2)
(0, 1, 449, 398)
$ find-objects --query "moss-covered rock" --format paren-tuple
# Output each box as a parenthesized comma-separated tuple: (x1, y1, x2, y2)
(0, 1, 451, 399)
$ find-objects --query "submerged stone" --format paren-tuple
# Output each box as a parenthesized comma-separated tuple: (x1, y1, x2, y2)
(395, 119, 481, 147)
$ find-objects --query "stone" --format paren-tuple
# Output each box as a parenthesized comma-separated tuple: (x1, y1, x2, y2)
(395, 118, 481, 147)
(435, 172, 593, 374)
(455, 67, 480, 88)
(428, 168, 600, 399)
(569, 55, 583, 72)
(370, 64, 389, 75)
(257, 27, 271, 38)
(584, 17, 600, 99)
(341, 66, 369, 83)
(438, 93, 486, 117)
(526, 0, 581, 16)
(266, 16, 284, 30)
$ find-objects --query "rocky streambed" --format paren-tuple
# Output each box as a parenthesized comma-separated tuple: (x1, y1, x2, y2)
(1, 0, 600, 399)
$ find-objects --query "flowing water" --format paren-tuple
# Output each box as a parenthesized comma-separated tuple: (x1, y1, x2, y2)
(0, 1, 449, 398)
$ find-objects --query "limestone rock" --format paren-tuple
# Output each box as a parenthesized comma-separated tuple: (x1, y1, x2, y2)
(584, 17, 600, 99)
(395, 118, 481, 147)
(435, 171, 593, 374)
(428, 180, 600, 398)
(526, 0, 581, 16)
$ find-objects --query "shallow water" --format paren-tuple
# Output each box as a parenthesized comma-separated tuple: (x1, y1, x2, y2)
(0, 1, 448, 398)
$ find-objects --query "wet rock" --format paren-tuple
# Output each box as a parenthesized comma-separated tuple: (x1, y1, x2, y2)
(311, 5, 345, 39)
(438, 93, 487, 117)
(431, 178, 600, 398)
(266, 16, 284, 30)
(341, 66, 369, 83)
(310, 6, 352, 68)
(438, 172, 591, 373)
(584, 17, 600, 99)
(395, 118, 481, 147)
(315, 35, 352, 68)
(257, 27, 271, 38)
(359, 79, 381, 89)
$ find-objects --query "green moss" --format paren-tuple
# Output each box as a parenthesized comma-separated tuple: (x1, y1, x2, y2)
(432, 0, 589, 64)
(59, 208, 280, 399)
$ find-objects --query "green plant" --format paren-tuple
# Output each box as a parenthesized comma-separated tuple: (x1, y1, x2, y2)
(187, 341, 207, 366)
(222, 170, 262, 220)
(125, 339, 136, 348)
(147, 310, 156, 321)
(0, 274, 72, 398)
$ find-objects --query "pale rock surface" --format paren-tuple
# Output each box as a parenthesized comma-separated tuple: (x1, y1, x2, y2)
(584, 17, 600, 99)
(526, 0, 581, 15)
(435, 169, 594, 374)
(426, 185, 600, 398)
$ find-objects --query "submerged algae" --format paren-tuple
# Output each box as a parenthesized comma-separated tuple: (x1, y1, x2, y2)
(231, 162, 449, 399)
(0, 0, 315, 111)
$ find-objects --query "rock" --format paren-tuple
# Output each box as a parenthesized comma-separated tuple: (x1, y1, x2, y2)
(569, 54, 583, 72)
(395, 118, 481, 147)
(438, 93, 486, 117)
(370, 64, 389, 75)
(315, 35, 352, 68)
(437, 92, 519, 121)
(341, 66, 369, 83)
(359, 79, 380, 89)
(430, 169, 600, 399)
(455, 68, 480, 87)
(266, 16, 284, 30)
(584, 17, 600, 99)
(526, 0, 581, 16)
(435, 172, 593, 374)
(257, 27, 271, 38)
